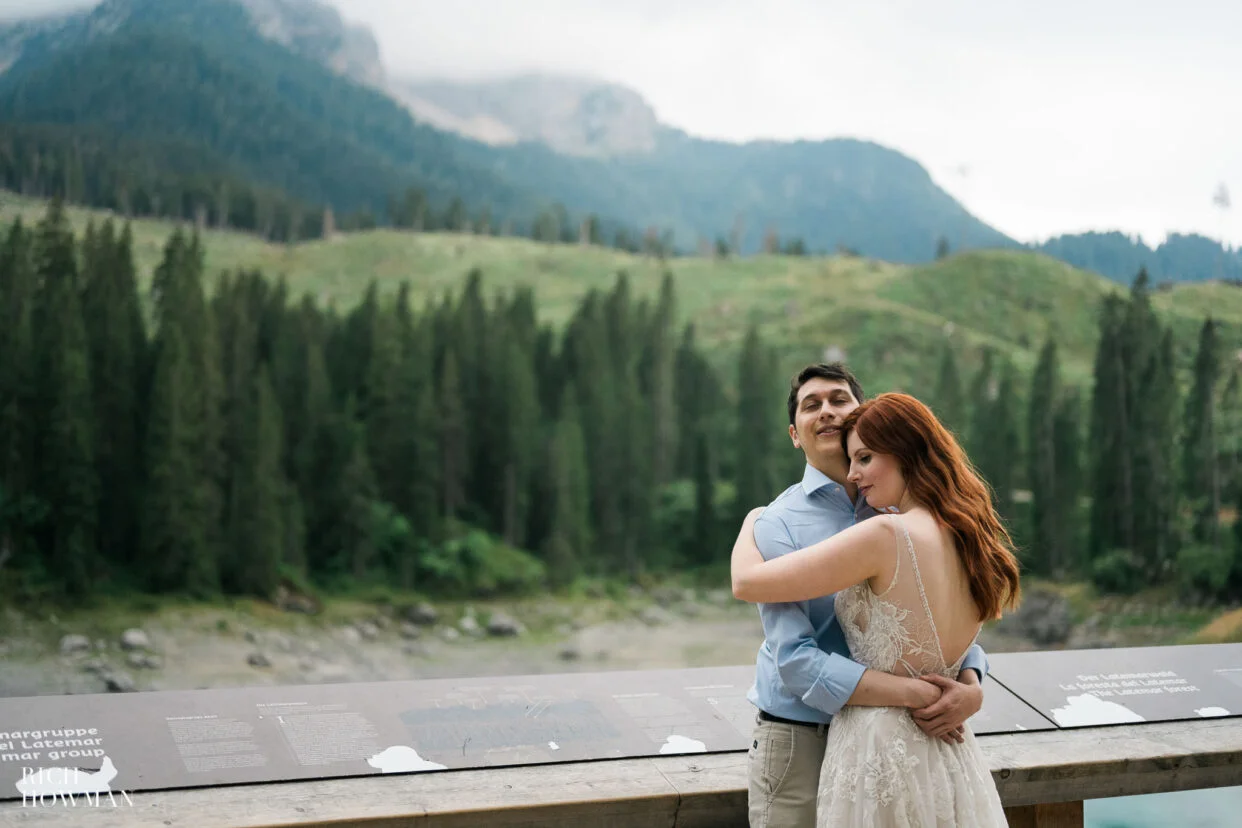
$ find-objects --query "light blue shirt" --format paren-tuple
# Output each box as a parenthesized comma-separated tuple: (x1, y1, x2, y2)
(747, 464, 989, 724)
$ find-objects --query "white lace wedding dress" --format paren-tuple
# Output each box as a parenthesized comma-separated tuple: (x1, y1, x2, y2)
(817, 516, 1008, 827)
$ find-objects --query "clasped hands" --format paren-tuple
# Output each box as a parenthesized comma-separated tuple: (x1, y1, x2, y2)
(907, 670, 983, 744)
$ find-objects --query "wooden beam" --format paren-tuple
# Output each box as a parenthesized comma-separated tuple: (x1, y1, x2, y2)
(2, 718, 1240, 827)
(1004, 802, 1084, 828)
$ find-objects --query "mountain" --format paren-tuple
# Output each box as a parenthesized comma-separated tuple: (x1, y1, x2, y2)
(385, 73, 1016, 260)
(1033, 231, 1242, 286)
(0, 0, 543, 236)
(393, 74, 662, 158)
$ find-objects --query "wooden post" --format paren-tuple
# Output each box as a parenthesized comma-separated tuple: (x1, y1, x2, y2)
(1004, 801, 1084, 828)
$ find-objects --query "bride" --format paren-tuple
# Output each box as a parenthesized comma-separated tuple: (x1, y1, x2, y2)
(731, 392, 1020, 827)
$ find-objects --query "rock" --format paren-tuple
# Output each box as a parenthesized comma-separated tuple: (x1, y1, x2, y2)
(402, 602, 439, 626)
(996, 588, 1072, 645)
(440, 626, 461, 642)
(459, 615, 482, 636)
(486, 613, 523, 637)
(372, 614, 390, 630)
(398, 622, 422, 640)
(103, 671, 135, 692)
(268, 632, 293, 653)
(356, 622, 380, 641)
(679, 602, 701, 619)
(403, 643, 430, 658)
(119, 628, 150, 651)
(340, 626, 362, 644)
(127, 652, 161, 669)
(247, 652, 272, 668)
(297, 658, 317, 672)
(80, 658, 107, 674)
(558, 646, 581, 661)
(244, 630, 259, 643)
(59, 634, 91, 655)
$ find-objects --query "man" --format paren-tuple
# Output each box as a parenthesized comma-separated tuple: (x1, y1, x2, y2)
(744, 363, 990, 828)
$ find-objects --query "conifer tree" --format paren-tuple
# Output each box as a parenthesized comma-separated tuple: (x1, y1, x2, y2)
(1181, 318, 1223, 549)
(30, 200, 98, 595)
(81, 220, 145, 565)
(1053, 388, 1084, 572)
(1027, 339, 1060, 573)
(932, 343, 966, 439)
(227, 367, 286, 596)
(734, 323, 776, 518)
(542, 385, 590, 586)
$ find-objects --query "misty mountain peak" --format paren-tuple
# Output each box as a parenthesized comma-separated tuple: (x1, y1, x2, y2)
(394, 73, 662, 158)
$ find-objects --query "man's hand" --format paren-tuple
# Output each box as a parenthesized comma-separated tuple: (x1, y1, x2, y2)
(911, 672, 983, 744)
(904, 678, 942, 710)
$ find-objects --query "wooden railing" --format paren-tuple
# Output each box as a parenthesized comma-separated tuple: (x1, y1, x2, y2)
(2, 715, 1240, 826)
(1, 665, 1240, 827)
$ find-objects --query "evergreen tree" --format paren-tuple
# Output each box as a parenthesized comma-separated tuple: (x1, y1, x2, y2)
(689, 427, 718, 566)
(932, 343, 966, 439)
(1053, 389, 1084, 573)
(1088, 295, 1131, 558)
(974, 360, 1019, 523)
(30, 200, 98, 595)
(734, 323, 776, 518)
(1132, 330, 1178, 571)
(81, 220, 145, 565)
(227, 367, 286, 596)
(1027, 339, 1060, 574)
(0, 219, 38, 569)
(438, 348, 467, 522)
(542, 385, 591, 586)
(1181, 318, 1223, 549)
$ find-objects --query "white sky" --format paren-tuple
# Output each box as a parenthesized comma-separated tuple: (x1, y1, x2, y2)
(5, 0, 1239, 248)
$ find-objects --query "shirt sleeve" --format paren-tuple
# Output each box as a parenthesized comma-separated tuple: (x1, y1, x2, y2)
(960, 642, 989, 681)
(753, 512, 867, 716)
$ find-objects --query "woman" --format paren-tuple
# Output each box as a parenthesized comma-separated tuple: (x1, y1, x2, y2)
(731, 393, 1021, 827)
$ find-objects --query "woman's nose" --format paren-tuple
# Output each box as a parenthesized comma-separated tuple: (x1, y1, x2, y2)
(847, 468, 860, 482)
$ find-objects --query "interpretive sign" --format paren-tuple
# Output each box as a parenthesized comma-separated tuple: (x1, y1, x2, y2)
(0, 660, 1055, 800)
(987, 643, 1242, 728)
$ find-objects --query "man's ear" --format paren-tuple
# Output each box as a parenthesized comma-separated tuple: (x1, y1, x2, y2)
(788, 424, 800, 449)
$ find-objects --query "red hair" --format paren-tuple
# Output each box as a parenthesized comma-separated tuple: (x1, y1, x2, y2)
(840, 393, 1021, 621)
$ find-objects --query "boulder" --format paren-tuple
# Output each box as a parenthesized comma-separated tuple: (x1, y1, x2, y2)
(398, 622, 422, 640)
(402, 602, 439, 626)
(119, 628, 150, 651)
(103, 671, 135, 693)
(458, 615, 482, 636)
(997, 587, 1072, 645)
(247, 652, 272, 668)
(486, 613, 523, 637)
(59, 634, 91, 655)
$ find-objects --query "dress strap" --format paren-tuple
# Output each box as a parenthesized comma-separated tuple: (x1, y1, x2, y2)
(893, 515, 949, 672)
(873, 514, 902, 596)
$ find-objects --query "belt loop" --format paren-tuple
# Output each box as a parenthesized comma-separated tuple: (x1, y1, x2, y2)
(817, 722, 827, 737)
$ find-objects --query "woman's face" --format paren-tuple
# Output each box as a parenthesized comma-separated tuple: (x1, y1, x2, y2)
(845, 430, 905, 509)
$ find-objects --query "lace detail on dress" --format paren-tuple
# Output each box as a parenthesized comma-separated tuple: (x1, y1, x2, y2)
(817, 514, 1005, 827)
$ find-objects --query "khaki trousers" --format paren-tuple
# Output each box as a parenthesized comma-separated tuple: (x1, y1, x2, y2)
(747, 714, 830, 828)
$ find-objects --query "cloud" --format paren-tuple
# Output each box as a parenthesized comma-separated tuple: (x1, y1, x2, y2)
(335, 0, 1242, 247)
(0, 0, 96, 20)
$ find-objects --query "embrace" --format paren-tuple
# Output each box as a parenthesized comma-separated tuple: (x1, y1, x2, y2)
(729, 363, 1022, 827)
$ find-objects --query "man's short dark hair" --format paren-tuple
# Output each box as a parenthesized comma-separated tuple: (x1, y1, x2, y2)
(787, 363, 865, 425)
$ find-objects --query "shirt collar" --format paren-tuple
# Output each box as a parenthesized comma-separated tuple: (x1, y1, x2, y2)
(801, 463, 844, 496)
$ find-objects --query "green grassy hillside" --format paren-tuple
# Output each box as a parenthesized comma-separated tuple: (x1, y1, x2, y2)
(4, 191, 1240, 396)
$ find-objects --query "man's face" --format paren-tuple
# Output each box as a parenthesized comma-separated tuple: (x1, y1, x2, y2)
(789, 378, 860, 467)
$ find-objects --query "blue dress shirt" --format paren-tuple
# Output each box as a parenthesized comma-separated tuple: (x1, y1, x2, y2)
(747, 464, 989, 724)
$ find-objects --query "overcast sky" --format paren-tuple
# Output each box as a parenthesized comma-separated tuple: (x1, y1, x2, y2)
(5, 0, 1239, 247)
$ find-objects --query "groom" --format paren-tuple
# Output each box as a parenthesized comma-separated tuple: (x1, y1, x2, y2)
(744, 363, 990, 828)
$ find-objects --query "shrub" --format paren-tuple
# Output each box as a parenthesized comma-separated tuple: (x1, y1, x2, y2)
(1090, 548, 1145, 595)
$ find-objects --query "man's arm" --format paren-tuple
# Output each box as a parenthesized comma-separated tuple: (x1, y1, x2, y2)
(748, 512, 937, 714)
(911, 642, 990, 744)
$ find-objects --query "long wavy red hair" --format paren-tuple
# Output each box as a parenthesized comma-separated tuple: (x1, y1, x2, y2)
(840, 393, 1022, 621)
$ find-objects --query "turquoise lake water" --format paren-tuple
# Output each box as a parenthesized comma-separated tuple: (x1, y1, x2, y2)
(1086, 787, 1242, 827)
